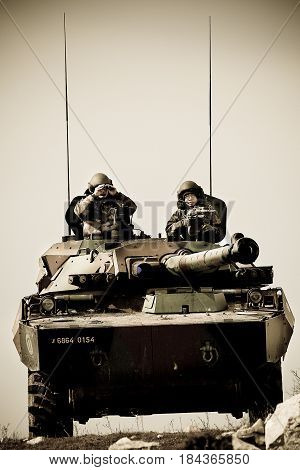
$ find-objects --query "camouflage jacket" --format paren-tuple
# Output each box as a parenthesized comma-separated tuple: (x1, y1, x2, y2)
(166, 201, 221, 241)
(73, 192, 137, 238)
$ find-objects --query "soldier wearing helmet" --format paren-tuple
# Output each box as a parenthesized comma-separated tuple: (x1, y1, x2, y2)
(166, 181, 221, 242)
(65, 173, 137, 240)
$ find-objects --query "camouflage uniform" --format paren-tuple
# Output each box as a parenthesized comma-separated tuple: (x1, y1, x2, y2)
(65, 191, 136, 240)
(166, 200, 221, 242)
(166, 180, 222, 242)
(74, 192, 136, 240)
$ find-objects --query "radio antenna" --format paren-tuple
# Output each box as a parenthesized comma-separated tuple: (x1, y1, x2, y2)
(64, 12, 71, 235)
(209, 16, 212, 196)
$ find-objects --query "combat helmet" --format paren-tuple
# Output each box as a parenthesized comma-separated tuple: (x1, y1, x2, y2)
(177, 181, 204, 200)
(88, 173, 113, 191)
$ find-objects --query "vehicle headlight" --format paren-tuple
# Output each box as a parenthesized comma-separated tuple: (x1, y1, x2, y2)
(79, 275, 87, 284)
(248, 289, 263, 305)
(41, 297, 55, 313)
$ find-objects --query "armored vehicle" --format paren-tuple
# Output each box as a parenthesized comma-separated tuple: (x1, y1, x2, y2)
(13, 199, 294, 437)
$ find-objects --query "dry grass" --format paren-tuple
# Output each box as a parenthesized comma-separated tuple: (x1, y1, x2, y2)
(2, 429, 300, 450)
(0, 431, 207, 450)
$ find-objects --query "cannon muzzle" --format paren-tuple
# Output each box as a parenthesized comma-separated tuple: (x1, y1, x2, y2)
(162, 237, 259, 274)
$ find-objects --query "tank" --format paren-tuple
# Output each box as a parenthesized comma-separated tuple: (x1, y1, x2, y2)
(13, 229, 294, 437)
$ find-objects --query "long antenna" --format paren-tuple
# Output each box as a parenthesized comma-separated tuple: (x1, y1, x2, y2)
(209, 16, 212, 196)
(64, 12, 71, 235)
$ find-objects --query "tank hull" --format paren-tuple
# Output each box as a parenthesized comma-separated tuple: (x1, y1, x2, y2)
(17, 309, 290, 420)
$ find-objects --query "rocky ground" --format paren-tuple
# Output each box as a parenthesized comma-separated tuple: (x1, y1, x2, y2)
(1, 394, 300, 451)
(0, 431, 216, 450)
(0, 428, 299, 450)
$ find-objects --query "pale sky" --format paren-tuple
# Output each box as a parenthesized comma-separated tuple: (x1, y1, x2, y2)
(0, 0, 299, 437)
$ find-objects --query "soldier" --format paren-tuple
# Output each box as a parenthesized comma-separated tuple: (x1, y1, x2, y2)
(166, 181, 221, 242)
(65, 173, 137, 240)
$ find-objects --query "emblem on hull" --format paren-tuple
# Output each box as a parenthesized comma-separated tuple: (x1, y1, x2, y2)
(200, 340, 219, 365)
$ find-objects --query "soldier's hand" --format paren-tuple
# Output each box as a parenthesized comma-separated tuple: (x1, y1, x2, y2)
(93, 185, 108, 197)
(181, 218, 189, 227)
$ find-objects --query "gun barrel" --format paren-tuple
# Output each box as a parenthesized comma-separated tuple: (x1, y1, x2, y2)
(162, 237, 259, 274)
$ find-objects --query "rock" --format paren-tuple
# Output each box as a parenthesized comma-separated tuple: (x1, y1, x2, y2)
(232, 435, 260, 450)
(253, 434, 265, 447)
(236, 419, 265, 448)
(237, 418, 265, 437)
(109, 437, 159, 450)
(220, 431, 234, 438)
(287, 416, 300, 431)
(265, 393, 300, 449)
(26, 436, 45, 446)
(284, 416, 300, 448)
